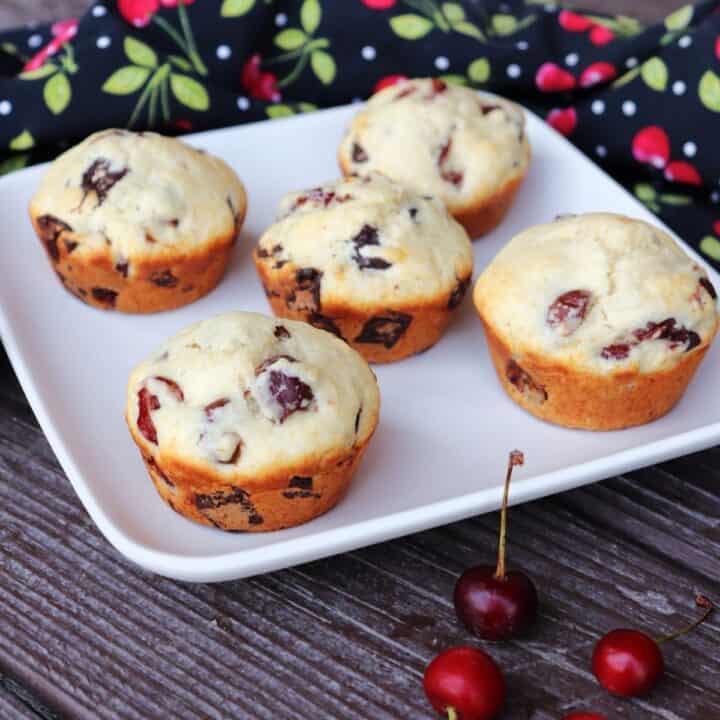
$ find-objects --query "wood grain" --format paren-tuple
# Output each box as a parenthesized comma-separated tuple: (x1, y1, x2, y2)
(1, 1, 718, 719)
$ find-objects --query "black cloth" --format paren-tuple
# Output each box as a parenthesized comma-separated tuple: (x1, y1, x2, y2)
(1, 0, 719, 265)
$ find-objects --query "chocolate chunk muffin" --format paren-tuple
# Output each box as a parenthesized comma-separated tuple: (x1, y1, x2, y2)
(474, 213, 719, 430)
(338, 78, 529, 238)
(29, 129, 246, 313)
(126, 312, 380, 532)
(254, 172, 473, 363)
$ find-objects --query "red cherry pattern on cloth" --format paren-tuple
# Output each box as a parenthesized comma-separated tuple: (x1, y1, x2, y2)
(557, 10, 615, 44)
(632, 127, 703, 186)
(546, 107, 577, 136)
(535, 63, 576, 92)
(241, 54, 281, 102)
(579, 62, 617, 88)
(589, 25, 615, 46)
(118, 0, 195, 27)
(373, 74, 408, 92)
(361, 0, 397, 8)
(23, 18, 78, 72)
(665, 160, 703, 185)
(558, 11, 594, 33)
(632, 126, 671, 168)
(118, 0, 161, 28)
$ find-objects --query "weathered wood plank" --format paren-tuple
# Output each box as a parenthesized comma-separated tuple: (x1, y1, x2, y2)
(0, 678, 44, 720)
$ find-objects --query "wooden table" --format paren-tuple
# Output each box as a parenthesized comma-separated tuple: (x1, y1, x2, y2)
(2, 2, 718, 719)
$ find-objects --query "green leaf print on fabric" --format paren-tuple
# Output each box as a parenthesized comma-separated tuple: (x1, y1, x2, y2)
(102, 66, 151, 94)
(170, 73, 210, 111)
(221, 0, 256, 17)
(44, 73, 71, 114)
(699, 70, 720, 112)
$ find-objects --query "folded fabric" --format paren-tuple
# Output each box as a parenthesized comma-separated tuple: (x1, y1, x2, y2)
(0, 0, 719, 268)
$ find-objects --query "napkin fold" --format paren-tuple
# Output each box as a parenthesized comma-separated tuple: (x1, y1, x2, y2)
(1, 0, 719, 267)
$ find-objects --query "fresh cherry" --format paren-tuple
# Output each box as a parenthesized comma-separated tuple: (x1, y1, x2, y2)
(454, 451, 538, 641)
(592, 595, 714, 697)
(423, 646, 504, 720)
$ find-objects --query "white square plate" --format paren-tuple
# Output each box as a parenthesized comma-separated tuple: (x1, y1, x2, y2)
(1, 103, 718, 582)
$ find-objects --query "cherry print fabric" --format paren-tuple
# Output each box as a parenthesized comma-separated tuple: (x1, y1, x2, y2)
(1, 0, 719, 267)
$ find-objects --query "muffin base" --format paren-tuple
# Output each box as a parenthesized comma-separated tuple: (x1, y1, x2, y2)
(30, 207, 245, 314)
(481, 318, 714, 431)
(451, 172, 526, 239)
(256, 259, 471, 363)
(129, 426, 376, 532)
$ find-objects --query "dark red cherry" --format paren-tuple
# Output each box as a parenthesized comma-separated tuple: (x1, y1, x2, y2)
(592, 595, 713, 698)
(423, 646, 504, 720)
(454, 451, 538, 641)
(562, 713, 607, 720)
(454, 566, 538, 641)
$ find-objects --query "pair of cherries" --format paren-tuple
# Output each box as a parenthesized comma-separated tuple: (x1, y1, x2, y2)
(422, 451, 715, 720)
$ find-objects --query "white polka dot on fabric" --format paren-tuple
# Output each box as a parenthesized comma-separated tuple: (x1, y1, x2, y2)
(434, 56, 449, 71)
(621, 100, 636, 116)
(544, 3, 557, 11)
(516, 41, 529, 51)
(625, 57, 638, 68)
(216, 45, 231, 60)
(361, 46, 376, 61)
(96, 35, 111, 49)
(565, 53, 579, 67)
(237, 96, 250, 111)
(507, 64, 522, 79)
(678, 35, 692, 48)
(672, 80, 686, 95)
(596, 145, 607, 158)
(92, 5, 107, 17)
(275, 13, 288, 27)
(0, 100, 12, 116)
(711, 191, 719, 204)
(683, 141, 697, 158)
(591, 100, 605, 115)
(27, 34, 43, 49)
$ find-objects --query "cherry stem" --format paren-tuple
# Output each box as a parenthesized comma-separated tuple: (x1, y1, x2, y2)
(495, 449, 524, 580)
(656, 595, 714, 645)
(446, 707, 458, 720)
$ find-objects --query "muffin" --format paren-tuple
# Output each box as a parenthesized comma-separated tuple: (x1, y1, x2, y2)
(338, 78, 529, 238)
(474, 213, 719, 430)
(29, 129, 246, 313)
(126, 311, 380, 532)
(254, 172, 473, 363)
